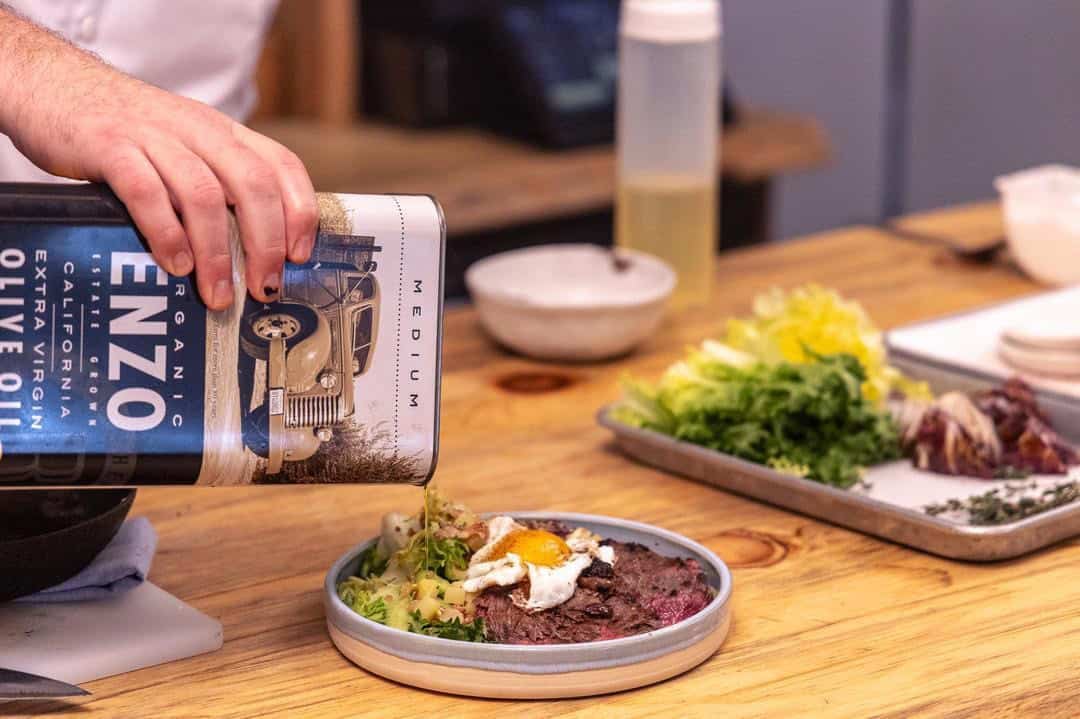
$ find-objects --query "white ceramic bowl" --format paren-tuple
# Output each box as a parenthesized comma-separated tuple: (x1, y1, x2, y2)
(464, 244, 676, 361)
(324, 512, 732, 699)
(995, 165, 1080, 286)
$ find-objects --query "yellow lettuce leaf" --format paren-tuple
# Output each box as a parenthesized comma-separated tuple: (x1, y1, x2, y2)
(722, 285, 931, 405)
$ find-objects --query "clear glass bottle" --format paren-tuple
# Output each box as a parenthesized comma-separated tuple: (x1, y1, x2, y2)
(616, 0, 722, 309)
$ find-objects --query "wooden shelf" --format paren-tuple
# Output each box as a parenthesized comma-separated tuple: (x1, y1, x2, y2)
(252, 111, 829, 237)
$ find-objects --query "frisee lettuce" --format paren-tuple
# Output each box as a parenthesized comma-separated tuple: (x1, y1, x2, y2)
(355, 544, 389, 579)
(615, 350, 901, 488)
(399, 533, 470, 581)
(337, 578, 390, 624)
(722, 285, 931, 405)
(336, 491, 487, 643)
(408, 612, 487, 642)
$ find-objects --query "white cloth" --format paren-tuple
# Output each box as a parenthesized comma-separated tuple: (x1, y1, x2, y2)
(0, 0, 279, 181)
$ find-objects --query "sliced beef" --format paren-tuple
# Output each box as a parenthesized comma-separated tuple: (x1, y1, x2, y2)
(475, 541, 712, 645)
(618, 542, 714, 626)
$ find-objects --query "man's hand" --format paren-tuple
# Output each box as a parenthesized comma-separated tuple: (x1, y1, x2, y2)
(0, 7, 318, 309)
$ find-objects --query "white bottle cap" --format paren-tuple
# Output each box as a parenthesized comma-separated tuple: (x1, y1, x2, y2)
(621, 0, 722, 44)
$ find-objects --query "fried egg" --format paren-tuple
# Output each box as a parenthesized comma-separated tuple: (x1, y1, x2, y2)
(462, 517, 615, 611)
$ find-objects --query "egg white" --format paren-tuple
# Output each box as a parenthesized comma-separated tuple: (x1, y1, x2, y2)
(462, 517, 616, 612)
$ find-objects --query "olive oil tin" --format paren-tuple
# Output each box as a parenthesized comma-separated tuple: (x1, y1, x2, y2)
(0, 183, 444, 486)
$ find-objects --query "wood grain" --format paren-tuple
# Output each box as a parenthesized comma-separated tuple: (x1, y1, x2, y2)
(7, 225, 1080, 718)
(888, 201, 1005, 254)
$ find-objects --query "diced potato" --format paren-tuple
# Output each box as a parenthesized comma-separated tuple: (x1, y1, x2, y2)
(416, 577, 441, 600)
(443, 584, 467, 605)
(439, 606, 464, 623)
(417, 575, 451, 600)
(416, 596, 441, 621)
(446, 566, 469, 581)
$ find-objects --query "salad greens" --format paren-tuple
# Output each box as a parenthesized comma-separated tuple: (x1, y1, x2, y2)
(722, 284, 930, 405)
(614, 344, 901, 488)
(355, 544, 389, 579)
(400, 532, 470, 581)
(409, 612, 488, 642)
(336, 491, 487, 642)
(338, 577, 391, 624)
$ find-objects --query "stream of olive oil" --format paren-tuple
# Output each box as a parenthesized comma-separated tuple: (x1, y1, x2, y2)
(423, 483, 432, 571)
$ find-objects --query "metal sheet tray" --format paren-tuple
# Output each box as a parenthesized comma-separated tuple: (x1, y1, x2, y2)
(598, 408, 1080, 562)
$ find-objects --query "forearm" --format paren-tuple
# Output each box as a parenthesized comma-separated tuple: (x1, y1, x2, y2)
(0, 4, 317, 307)
(0, 5, 145, 180)
(1, 8, 63, 136)
(0, 4, 118, 178)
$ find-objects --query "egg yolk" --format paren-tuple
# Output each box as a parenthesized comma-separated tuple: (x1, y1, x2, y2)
(491, 529, 571, 567)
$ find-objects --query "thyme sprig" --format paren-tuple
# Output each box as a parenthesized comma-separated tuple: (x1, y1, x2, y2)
(925, 481, 1080, 526)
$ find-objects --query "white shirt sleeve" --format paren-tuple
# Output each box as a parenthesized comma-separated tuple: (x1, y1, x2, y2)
(0, 0, 280, 182)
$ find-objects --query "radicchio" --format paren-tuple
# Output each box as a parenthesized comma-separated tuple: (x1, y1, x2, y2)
(973, 378, 1079, 475)
(890, 378, 1078, 478)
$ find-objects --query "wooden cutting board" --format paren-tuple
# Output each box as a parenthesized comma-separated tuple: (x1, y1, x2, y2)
(0, 583, 222, 685)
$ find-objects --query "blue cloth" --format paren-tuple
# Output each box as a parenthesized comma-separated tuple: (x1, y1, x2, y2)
(17, 517, 157, 603)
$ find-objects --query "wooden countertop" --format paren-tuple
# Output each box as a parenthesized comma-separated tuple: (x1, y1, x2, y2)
(14, 215, 1080, 718)
(251, 111, 829, 237)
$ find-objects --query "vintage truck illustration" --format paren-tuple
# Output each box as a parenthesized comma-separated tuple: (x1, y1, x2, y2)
(239, 234, 381, 474)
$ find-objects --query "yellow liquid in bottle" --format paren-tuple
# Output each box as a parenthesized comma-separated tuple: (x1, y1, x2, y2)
(615, 175, 716, 310)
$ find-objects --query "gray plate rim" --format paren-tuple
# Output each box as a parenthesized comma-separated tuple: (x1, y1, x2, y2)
(324, 512, 732, 675)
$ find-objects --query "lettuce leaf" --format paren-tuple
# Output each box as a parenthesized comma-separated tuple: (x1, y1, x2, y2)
(722, 285, 931, 405)
(409, 612, 487, 643)
(398, 533, 470, 581)
(616, 351, 901, 488)
(337, 578, 390, 624)
(355, 544, 389, 579)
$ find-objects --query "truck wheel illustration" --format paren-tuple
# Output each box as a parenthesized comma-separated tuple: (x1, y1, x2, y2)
(240, 304, 320, 360)
(242, 404, 271, 458)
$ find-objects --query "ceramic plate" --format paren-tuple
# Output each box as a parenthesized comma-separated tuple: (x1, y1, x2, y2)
(324, 512, 732, 699)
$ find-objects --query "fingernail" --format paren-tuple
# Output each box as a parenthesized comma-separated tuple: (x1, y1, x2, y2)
(172, 251, 194, 275)
(292, 231, 314, 262)
(263, 273, 280, 300)
(213, 279, 233, 309)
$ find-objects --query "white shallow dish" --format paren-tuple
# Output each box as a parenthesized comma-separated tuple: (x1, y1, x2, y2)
(324, 512, 732, 699)
(465, 244, 676, 361)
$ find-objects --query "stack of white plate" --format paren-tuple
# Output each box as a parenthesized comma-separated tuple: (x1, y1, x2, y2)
(1000, 320, 1080, 378)
(886, 288, 1080, 434)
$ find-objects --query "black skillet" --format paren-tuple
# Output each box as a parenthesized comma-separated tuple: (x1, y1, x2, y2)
(0, 490, 135, 602)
